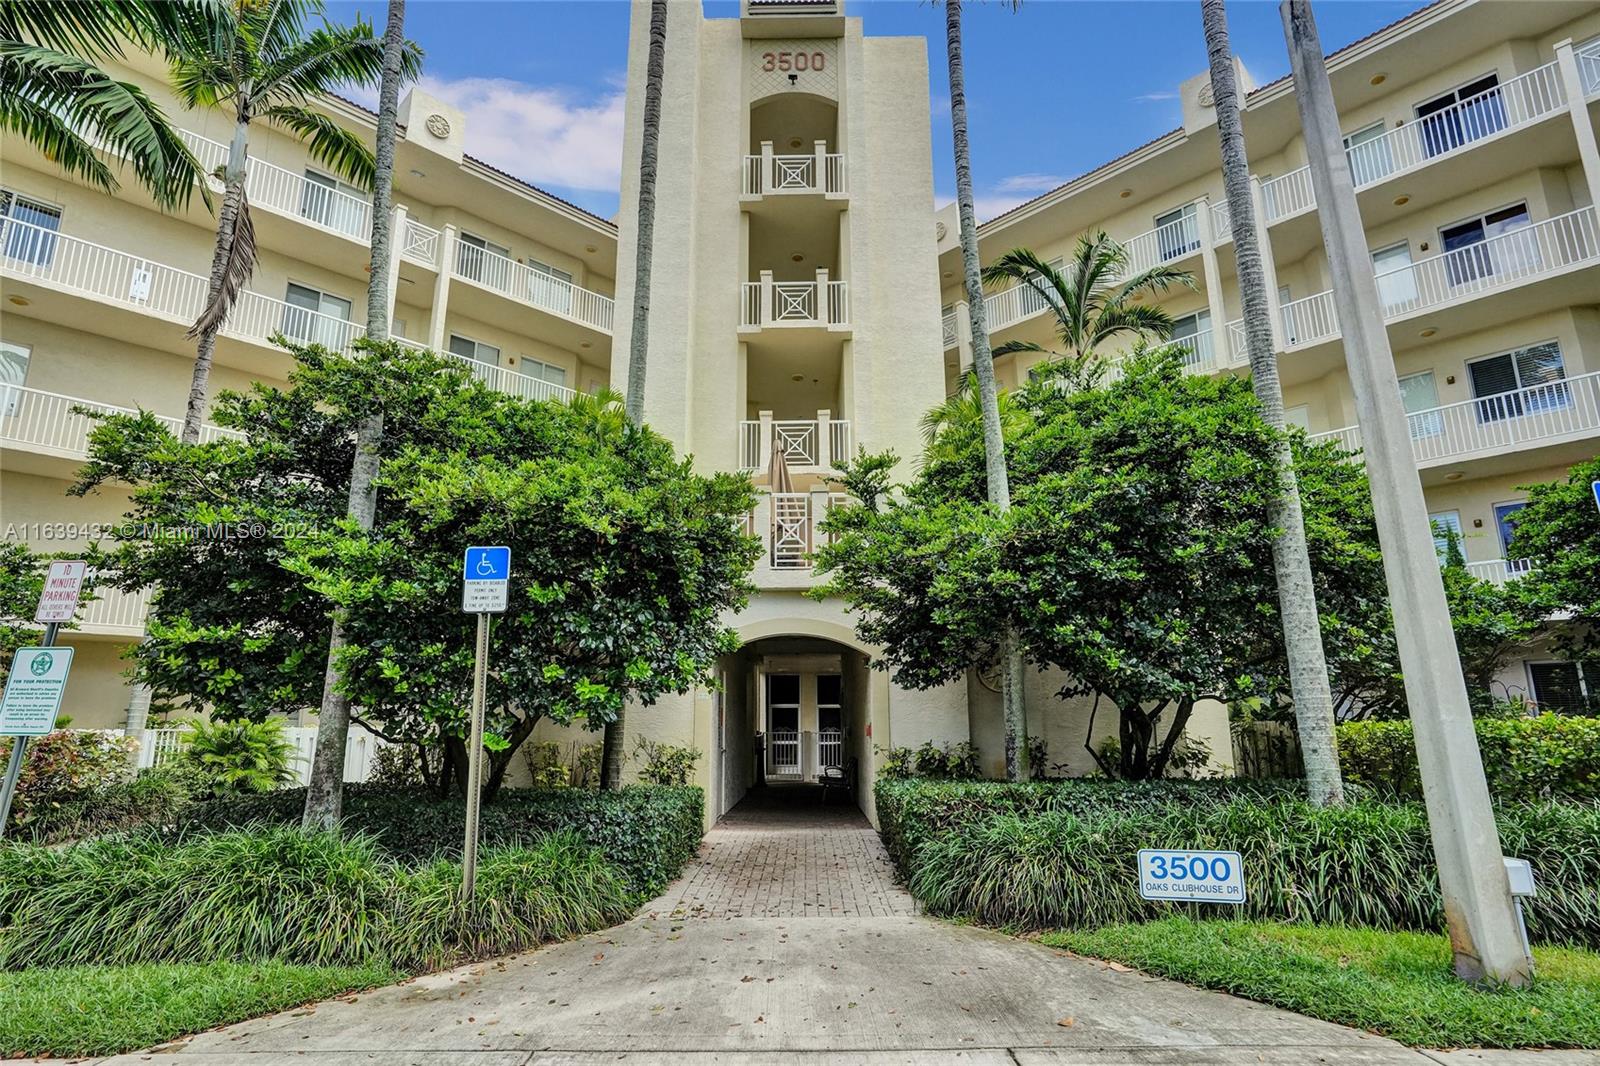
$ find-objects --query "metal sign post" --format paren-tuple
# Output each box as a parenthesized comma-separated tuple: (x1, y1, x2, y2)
(460, 546, 510, 902)
(1, 561, 85, 838)
(1591, 480, 1599, 516)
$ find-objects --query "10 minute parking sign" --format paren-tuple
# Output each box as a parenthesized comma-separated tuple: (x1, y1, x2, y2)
(1137, 848, 1247, 904)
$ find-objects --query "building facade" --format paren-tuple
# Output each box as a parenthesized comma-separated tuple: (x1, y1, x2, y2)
(3, 0, 1598, 822)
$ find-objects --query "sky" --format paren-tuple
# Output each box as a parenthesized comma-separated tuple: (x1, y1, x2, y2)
(327, 0, 1425, 222)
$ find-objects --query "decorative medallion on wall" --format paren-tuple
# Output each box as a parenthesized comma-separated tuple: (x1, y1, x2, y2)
(425, 113, 451, 139)
(748, 39, 840, 100)
(1197, 84, 1215, 108)
(936, 221, 947, 241)
(977, 659, 1001, 693)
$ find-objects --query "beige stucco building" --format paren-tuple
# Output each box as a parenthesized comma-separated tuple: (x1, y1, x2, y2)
(3, 0, 1599, 822)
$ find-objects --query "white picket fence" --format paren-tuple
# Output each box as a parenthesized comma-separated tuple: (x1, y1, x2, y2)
(135, 725, 387, 785)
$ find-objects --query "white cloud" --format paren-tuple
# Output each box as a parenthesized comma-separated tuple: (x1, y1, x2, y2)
(346, 74, 625, 194)
(1132, 90, 1180, 102)
(936, 191, 1040, 223)
(994, 172, 1066, 194)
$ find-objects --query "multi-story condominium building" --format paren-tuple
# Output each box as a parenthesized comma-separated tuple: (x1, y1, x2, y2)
(4, 0, 1598, 823)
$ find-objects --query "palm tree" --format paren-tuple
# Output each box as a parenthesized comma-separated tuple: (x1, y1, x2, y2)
(979, 234, 1192, 367)
(1202, 0, 1343, 806)
(943, 0, 1032, 781)
(1, 0, 216, 209)
(303, 0, 413, 831)
(601, 0, 668, 791)
(171, 0, 418, 444)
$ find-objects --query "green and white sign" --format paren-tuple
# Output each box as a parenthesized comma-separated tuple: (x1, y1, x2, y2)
(0, 647, 74, 736)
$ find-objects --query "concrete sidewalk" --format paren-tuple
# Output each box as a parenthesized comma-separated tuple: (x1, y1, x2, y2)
(74, 791, 1600, 1065)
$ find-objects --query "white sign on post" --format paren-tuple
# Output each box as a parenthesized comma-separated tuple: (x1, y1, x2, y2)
(0, 647, 75, 737)
(34, 560, 87, 624)
(1591, 480, 1599, 515)
(461, 545, 511, 614)
(1137, 848, 1247, 904)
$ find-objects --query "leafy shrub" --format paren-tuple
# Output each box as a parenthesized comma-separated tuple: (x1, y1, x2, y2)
(0, 731, 136, 829)
(1026, 735, 1049, 781)
(878, 746, 915, 779)
(0, 827, 633, 972)
(180, 718, 295, 793)
(875, 779, 1600, 946)
(523, 741, 572, 788)
(1338, 714, 1600, 800)
(633, 738, 700, 786)
(176, 783, 703, 896)
(14, 762, 207, 844)
(368, 743, 430, 787)
(898, 740, 981, 780)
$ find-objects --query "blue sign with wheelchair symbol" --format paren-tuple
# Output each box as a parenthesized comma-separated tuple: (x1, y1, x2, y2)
(464, 546, 510, 583)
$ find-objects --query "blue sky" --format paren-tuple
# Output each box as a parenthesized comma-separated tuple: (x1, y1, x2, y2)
(329, 0, 1424, 221)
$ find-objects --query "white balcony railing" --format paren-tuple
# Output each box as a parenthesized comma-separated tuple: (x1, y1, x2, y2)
(761, 729, 845, 779)
(942, 308, 960, 348)
(1123, 211, 1202, 275)
(818, 728, 844, 769)
(452, 241, 614, 333)
(753, 490, 848, 571)
(1581, 41, 1600, 95)
(740, 274, 850, 328)
(1467, 559, 1532, 585)
(1260, 61, 1567, 224)
(742, 149, 847, 196)
(401, 218, 440, 266)
(1171, 329, 1217, 373)
(738, 414, 851, 470)
(1280, 289, 1341, 349)
(0, 384, 240, 459)
(79, 586, 155, 636)
(179, 130, 373, 242)
(137, 725, 386, 784)
(766, 729, 801, 774)
(1210, 200, 1233, 244)
(1308, 369, 1600, 467)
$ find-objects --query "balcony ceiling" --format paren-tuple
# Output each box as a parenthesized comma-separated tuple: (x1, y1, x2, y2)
(745, 335, 842, 417)
(749, 210, 840, 282)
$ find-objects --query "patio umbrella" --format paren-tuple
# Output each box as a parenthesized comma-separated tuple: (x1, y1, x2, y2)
(767, 436, 799, 557)
(767, 434, 795, 494)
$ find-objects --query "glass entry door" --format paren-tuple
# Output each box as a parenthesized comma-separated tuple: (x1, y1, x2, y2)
(766, 674, 801, 773)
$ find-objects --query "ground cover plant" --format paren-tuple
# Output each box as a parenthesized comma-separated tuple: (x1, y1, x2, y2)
(876, 779, 1600, 945)
(1044, 919, 1600, 1048)
(1337, 714, 1600, 800)
(0, 960, 401, 1059)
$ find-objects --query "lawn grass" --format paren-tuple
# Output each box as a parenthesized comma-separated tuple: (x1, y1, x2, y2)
(0, 960, 402, 1058)
(1042, 918, 1600, 1048)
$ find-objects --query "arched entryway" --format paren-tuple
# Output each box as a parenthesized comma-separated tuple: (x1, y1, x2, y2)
(709, 627, 874, 824)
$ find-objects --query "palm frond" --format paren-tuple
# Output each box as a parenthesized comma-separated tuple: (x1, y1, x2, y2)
(0, 0, 227, 60)
(1, 42, 210, 209)
(1088, 304, 1176, 348)
(262, 104, 374, 188)
(262, 23, 415, 102)
(1115, 263, 1196, 303)
(0, 86, 117, 194)
(991, 339, 1051, 359)
(188, 188, 256, 339)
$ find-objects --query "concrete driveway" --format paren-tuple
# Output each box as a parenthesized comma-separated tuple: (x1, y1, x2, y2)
(85, 789, 1595, 1065)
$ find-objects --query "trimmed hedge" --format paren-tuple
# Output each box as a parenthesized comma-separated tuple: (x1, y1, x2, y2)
(0, 826, 633, 972)
(1338, 714, 1600, 800)
(876, 779, 1600, 946)
(174, 783, 704, 896)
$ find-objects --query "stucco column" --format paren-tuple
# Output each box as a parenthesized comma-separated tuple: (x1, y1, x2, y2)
(123, 682, 153, 740)
(815, 267, 831, 324)
(807, 485, 830, 558)
(1283, 0, 1530, 987)
(813, 139, 829, 193)
(815, 409, 833, 469)
(427, 224, 458, 352)
(1554, 40, 1600, 216)
(759, 269, 775, 327)
(1194, 195, 1229, 369)
(1248, 177, 1285, 355)
(955, 299, 974, 372)
(757, 410, 774, 473)
(384, 204, 407, 331)
(759, 140, 774, 196)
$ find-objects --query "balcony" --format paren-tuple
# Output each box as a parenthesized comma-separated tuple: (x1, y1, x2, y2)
(763, 728, 845, 780)
(79, 586, 155, 638)
(740, 271, 850, 329)
(1308, 368, 1600, 471)
(400, 218, 442, 268)
(1123, 211, 1203, 276)
(0, 384, 240, 463)
(742, 143, 846, 198)
(1582, 41, 1600, 95)
(747, 489, 848, 588)
(1467, 559, 1531, 585)
(451, 241, 614, 334)
(738, 411, 852, 473)
(180, 130, 374, 243)
(1222, 208, 1600, 362)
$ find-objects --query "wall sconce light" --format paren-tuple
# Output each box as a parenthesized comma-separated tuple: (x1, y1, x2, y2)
(1473, 518, 1484, 528)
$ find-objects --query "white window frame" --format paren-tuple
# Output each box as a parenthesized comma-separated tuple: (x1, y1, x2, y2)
(448, 332, 500, 366)
(519, 356, 567, 388)
(282, 281, 353, 347)
(0, 188, 64, 266)
(300, 168, 364, 235)
(1, 339, 32, 415)
(1465, 338, 1568, 425)
(1524, 659, 1595, 714)
(457, 231, 511, 288)
(1438, 200, 1532, 252)
(1428, 509, 1463, 564)
(1490, 497, 1531, 574)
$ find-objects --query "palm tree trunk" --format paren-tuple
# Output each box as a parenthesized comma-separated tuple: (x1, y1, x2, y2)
(1201, 0, 1343, 806)
(602, 0, 668, 791)
(304, 0, 406, 830)
(183, 120, 249, 445)
(945, 0, 1026, 781)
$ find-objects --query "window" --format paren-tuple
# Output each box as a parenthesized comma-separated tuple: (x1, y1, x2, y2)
(448, 334, 500, 366)
(1440, 202, 1534, 287)
(520, 357, 567, 390)
(1468, 340, 1567, 423)
(1169, 311, 1211, 369)
(0, 339, 30, 416)
(1416, 73, 1505, 158)
(1428, 510, 1463, 564)
(1283, 404, 1311, 431)
(300, 170, 364, 236)
(526, 258, 574, 315)
(1154, 203, 1200, 261)
(1344, 121, 1395, 186)
(1, 190, 62, 267)
(281, 283, 352, 349)
(1527, 661, 1599, 715)
(1397, 370, 1441, 439)
(1371, 242, 1417, 313)
(456, 232, 510, 288)
(767, 674, 800, 733)
(1493, 500, 1530, 574)
(817, 674, 842, 732)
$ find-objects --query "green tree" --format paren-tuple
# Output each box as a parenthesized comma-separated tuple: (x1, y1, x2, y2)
(76, 341, 758, 799)
(304, 0, 415, 831)
(170, 0, 419, 444)
(0, 0, 213, 209)
(978, 233, 1192, 365)
(1498, 454, 1600, 679)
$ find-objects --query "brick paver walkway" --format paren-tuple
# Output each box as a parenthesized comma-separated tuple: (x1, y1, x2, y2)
(644, 785, 917, 919)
